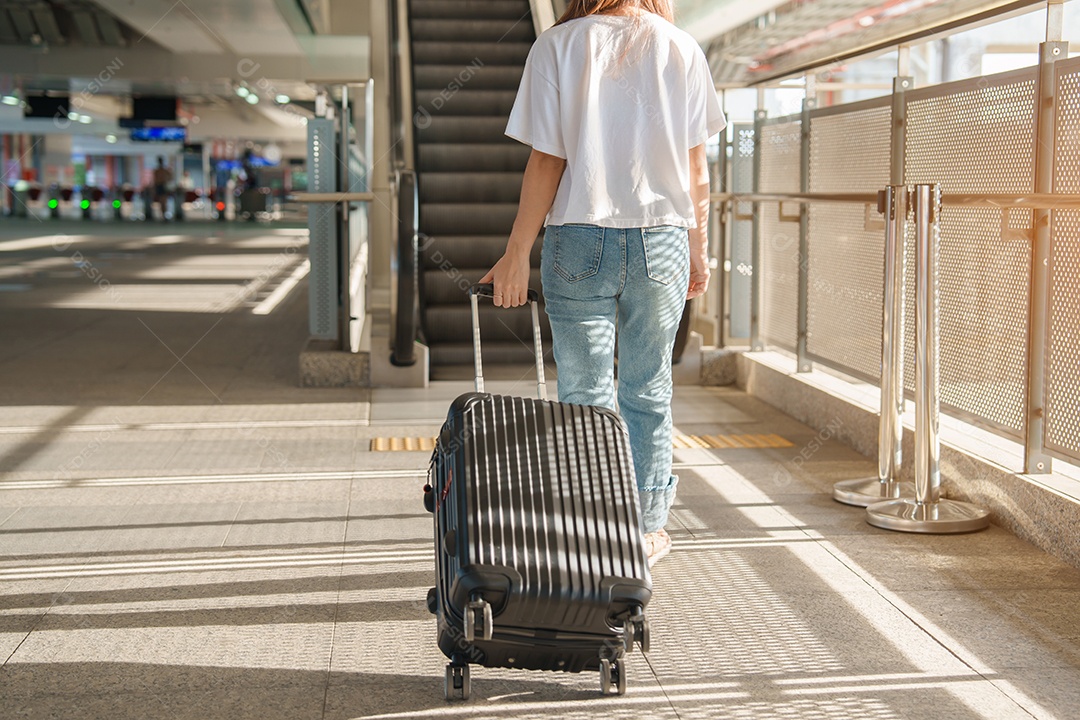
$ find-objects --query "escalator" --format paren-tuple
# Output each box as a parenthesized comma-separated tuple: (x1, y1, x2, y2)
(407, 0, 550, 376)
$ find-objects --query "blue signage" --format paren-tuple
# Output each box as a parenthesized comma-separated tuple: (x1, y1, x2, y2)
(130, 127, 187, 142)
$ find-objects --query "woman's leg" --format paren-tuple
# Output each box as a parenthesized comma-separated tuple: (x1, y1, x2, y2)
(616, 226, 690, 534)
(540, 224, 620, 410)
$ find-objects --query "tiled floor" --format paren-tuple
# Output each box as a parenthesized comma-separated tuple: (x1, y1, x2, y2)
(1, 221, 1080, 718)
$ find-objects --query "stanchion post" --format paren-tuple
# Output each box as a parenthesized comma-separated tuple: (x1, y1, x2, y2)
(833, 185, 915, 506)
(867, 184, 990, 533)
(915, 183, 941, 505)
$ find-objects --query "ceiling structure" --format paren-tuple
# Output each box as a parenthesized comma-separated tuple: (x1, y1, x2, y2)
(693, 0, 1047, 87)
(0, 0, 132, 47)
(0, 0, 1054, 142)
(0, 0, 367, 143)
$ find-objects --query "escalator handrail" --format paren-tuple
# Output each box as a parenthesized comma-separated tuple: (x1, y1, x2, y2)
(391, 169, 420, 366)
(388, 0, 420, 365)
(388, 0, 415, 172)
(529, 0, 558, 36)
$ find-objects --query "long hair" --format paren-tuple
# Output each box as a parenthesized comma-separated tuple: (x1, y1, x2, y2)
(555, 0, 674, 25)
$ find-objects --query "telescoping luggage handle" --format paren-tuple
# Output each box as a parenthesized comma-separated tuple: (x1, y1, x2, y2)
(468, 284, 548, 401)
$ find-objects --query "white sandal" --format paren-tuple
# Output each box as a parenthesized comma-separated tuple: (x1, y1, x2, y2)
(644, 528, 672, 568)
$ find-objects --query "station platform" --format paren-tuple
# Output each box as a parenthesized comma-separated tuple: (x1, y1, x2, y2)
(1, 222, 1079, 719)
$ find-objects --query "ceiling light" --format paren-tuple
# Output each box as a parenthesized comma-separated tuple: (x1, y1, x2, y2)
(245, 94, 259, 105)
(105, 134, 117, 143)
(1, 95, 19, 106)
(78, 115, 92, 124)
(275, 94, 290, 104)
(67, 111, 78, 120)
(236, 86, 250, 98)
(859, 16, 875, 27)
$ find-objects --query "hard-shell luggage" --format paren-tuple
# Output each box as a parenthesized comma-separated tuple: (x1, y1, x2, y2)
(423, 284, 652, 700)
(238, 187, 265, 219)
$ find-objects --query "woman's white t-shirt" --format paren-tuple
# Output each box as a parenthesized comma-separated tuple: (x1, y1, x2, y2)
(505, 12, 726, 229)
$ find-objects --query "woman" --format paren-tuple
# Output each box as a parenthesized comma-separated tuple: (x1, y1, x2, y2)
(479, 0, 725, 567)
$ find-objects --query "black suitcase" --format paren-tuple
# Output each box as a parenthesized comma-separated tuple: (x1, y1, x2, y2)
(423, 284, 652, 700)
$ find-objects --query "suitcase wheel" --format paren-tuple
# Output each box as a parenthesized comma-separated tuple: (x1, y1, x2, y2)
(599, 657, 626, 696)
(445, 662, 470, 701)
(635, 617, 650, 654)
(464, 594, 493, 642)
(622, 607, 649, 654)
(626, 608, 650, 654)
(423, 485, 435, 513)
(426, 587, 438, 615)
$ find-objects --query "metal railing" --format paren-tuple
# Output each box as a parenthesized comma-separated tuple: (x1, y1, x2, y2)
(293, 83, 374, 354)
(714, 185, 1080, 491)
(714, 40, 1080, 476)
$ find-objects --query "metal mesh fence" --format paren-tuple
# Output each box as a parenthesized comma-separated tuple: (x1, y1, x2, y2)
(807, 100, 892, 381)
(728, 123, 756, 341)
(1047, 58, 1080, 463)
(759, 118, 802, 352)
(903, 69, 1037, 435)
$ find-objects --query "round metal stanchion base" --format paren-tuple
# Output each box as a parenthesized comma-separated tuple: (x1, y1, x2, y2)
(833, 478, 916, 508)
(866, 498, 990, 534)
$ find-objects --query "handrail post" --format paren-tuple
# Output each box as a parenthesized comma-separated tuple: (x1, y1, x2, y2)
(867, 184, 990, 534)
(716, 113, 731, 347)
(338, 85, 352, 351)
(750, 108, 766, 351)
(1024, 37, 1066, 474)
(796, 97, 814, 373)
(834, 185, 916, 506)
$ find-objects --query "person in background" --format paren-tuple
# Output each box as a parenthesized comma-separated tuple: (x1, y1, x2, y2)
(480, 0, 726, 567)
(152, 157, 173, 221)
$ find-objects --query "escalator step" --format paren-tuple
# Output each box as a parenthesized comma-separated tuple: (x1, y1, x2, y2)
(417, 143, 530, 172)
(424, 268, 542, 304)
(407, 1, 540, 369)
(419, 172, 523, 203)
(421, 234, 542, 269)
(431, 344, 553, 370)
(411, 18, 534, 42)
(425, 303, 552, 344)
(412, 41, 531, 65)
(414, 89, 517, 116)
(420, 202, 518, 235)
(416, 116, 517, 144)
(410, 0, 531, 20)
(413, 64, 523, 91)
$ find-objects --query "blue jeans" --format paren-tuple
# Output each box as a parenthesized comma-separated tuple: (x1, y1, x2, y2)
(541, 223, 689, 534)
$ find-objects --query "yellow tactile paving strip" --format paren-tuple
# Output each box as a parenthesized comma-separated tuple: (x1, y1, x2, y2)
(370, 436, 438, 452)
(370, 433, 794, 452)
(671, 433, 794, 449)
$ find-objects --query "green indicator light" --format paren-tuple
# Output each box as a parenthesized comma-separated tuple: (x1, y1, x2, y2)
(48, 199, 58, 209)
(81, 200, 90, 209)
(113, 200, 122, 209)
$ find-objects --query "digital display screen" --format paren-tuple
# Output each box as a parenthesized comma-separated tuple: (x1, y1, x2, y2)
(24, 95, 69, 119)
(132, 96, 177, 121)
(130, 126, 187, 142)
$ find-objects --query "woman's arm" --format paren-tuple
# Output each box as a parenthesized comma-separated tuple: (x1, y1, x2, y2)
(687, 143, 711, 300)
(480, 149, 567, 308)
